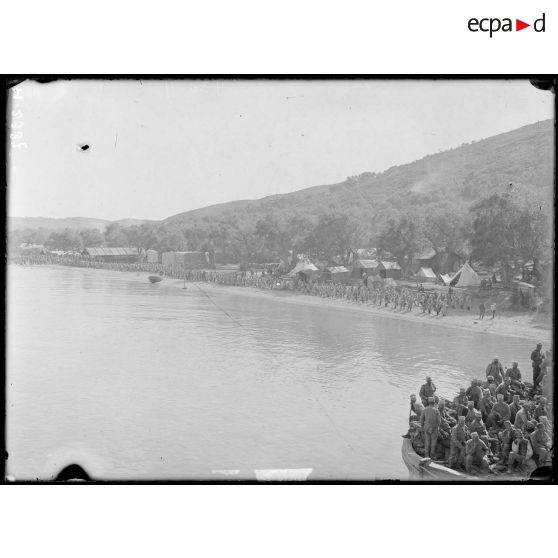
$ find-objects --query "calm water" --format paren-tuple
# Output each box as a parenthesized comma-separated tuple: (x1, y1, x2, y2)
(7, 265, 536, 480)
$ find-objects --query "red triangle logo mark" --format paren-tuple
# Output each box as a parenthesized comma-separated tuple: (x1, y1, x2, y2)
(516, 19, 530, 31)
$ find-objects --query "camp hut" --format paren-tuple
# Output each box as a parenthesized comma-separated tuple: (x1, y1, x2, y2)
(83, 247, 139, 263)
(412, 248, 438, 273)
(286, 260, 320, 282)
(415, 267, 437, 282)
(352, 259, 379, 279)
(449, 261, 480, 287)
(348, 248, 377, 265)
(145, 249, 159, 264)
(323, 266, 349, 283)
(378, 261, 402, 279)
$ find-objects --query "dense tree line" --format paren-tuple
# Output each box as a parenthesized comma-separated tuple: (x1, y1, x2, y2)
(9, 183, 551, 285)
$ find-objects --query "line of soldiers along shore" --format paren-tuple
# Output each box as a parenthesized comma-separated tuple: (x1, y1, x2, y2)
(406, 344, 553, 475)
(14, 254, 484, 318)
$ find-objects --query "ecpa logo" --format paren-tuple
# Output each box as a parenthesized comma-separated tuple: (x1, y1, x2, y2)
(468, 13, 546, 37)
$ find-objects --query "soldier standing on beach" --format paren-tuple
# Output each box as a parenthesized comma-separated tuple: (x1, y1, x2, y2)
(531, 343, 545, 385)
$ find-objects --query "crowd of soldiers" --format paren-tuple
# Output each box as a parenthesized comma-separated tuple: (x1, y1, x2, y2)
(9, 255, 498, 320)
(406, 343, 553, 476)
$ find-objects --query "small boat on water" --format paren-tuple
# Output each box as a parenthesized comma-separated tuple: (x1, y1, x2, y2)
(148, 273, 164, 283)
(402, 378, 545, 481)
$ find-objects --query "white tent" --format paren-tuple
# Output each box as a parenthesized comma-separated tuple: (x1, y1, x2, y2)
(415, 267, 437, 281)
(450, 261, 480, 287)
(286, 260, 319, 278)
(439, 273, 452, 286)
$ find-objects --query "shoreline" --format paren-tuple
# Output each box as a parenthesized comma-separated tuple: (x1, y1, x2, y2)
(195, 281, 552, 344)
(17, 263, 552, 344)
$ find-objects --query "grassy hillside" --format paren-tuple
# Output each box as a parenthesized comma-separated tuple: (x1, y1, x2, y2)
(163, 119, 553, 235)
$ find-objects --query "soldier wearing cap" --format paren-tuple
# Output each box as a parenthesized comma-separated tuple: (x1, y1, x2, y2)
(453, 388, 469, 417)
(508, 429, 533, 473)
(419, 376, 437, 407)
(465, 401, 477, 427)
(449, 415, 468, 469)
(420, 396, 441, 459)
(509, 394, 522, 424)
(438, 399, 456, 427)
(486, 376, 498, 396)
(465, 432, 490, 474)
(469, 410, 489, 438)
(495, 378, 512, 402)
(533, 397, 549, 422)
(514, 401, 532, 431)
(493, 393, 511, 423)
(409, 394, 424, 422)
(505, 362, 524, 390)
(486, 356, 504, 384)
(498, 421, 515, 464)
(466, 379, 483, 409)
(479, 389, 495, 422)
(529, 422, 551, 466)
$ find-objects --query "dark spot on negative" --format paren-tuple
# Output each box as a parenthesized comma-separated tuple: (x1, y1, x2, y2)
(78, 144, 90, 151)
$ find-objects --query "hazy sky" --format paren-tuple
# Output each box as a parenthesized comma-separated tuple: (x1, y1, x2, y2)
(8, 79, 553, 221)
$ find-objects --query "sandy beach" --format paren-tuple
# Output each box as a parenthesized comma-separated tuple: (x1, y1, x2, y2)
(33, 264, 552, 344)
(154, 274, 552, 345)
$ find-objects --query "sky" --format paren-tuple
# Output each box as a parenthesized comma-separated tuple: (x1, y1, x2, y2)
(8, 79, 554, 221)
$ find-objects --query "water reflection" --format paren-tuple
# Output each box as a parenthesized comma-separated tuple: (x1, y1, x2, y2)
(7, 265, 537, 480)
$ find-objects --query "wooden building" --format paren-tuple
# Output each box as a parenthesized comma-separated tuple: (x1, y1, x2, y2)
(323, 266, 350, 283)
(82, 247, 139, 263)
(378, 261, 402, 279)
(352, 259, 379, 279)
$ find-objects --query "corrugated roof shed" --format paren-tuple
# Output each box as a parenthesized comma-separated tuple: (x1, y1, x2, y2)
(85, 247, 139, 256)
(379, 261, 401, 270)
(326, 266, 349, 273)
(355, 259, 379, 268)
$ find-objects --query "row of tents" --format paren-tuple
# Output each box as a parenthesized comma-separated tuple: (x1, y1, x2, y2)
(286, 259, 482, 288)
(416, 261, 481, 287)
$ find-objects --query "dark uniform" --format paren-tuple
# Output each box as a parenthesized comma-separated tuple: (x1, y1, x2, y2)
(465, 436, 490, 473)
(420, 404, 441, 458)
(449, 421, 468, 469)
(419, 381, 437, 407)
(531, 346, 544, 385)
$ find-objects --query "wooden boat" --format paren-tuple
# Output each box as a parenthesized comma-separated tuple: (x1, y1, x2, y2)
(401, 438, 537, 481)
(148, 274, 163, 283)
(401, 438, 471, 480)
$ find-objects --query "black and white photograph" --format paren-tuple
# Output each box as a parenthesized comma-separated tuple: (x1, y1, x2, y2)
(5, 78, 555, 483)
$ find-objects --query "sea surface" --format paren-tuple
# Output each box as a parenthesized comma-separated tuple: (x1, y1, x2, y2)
(6, 265, 537, 480)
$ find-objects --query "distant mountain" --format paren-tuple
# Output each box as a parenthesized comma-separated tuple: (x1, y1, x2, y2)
(163, 119, 553, 235)
(8, 216, 110, 232)
(8, 216, 154, 232)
